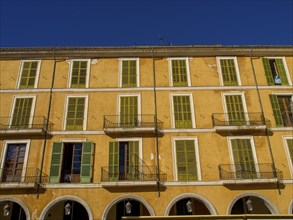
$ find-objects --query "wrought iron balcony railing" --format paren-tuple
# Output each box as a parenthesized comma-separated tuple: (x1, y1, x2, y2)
(0, 167, 49, 185)
(212, 112, 267, 127)
(101, 165, 167, 182)
(218, 163, 283, 180)
(0, 116, 53, 133)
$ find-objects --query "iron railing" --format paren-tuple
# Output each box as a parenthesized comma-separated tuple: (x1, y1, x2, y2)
(212, 112, 269, 127)
(218, 163, 283, 180)
(104, 114, 163, 129)
(0, 167, 49, 184)
(0, 116, 53, 132)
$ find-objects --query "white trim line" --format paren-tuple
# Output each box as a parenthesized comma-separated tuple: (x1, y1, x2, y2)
(216, 56, 241, 86)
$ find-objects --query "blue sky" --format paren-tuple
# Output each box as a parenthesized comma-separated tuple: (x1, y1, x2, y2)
(0, 0, 292, 47)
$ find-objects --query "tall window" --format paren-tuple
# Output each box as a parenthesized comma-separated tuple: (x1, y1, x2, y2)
(18, 61, 40, 89)
(49, 142, 94, 183)
(121, 59, 138, 88)
(175, 139, 199, 181)
(119, 96, 139, 127)
(269, 95, 293, 127)
(10, 97, 34, 129)
(70, 60, 89, 88)
(65, 97, 87, 130)
(284, 138, 293, 177)
(224, 94, 247, 125)
(217, 57, 240, 86)
(262, 58, 290, 85)
(172, 95, 194, 128)
(108, 141, 140, 181)
(170, 58, 190, 87)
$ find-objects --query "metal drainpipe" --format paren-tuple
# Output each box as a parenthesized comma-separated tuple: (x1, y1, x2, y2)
(37, 49, 57, 198)
(249, 47, 280, 193)
(152, 47, 161, 197)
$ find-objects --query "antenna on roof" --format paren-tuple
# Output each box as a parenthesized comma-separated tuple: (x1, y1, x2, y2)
(158, 34, 172, 46)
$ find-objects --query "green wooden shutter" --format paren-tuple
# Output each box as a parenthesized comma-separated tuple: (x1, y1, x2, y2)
(225, 95, 246, 125)
(49, 142, 63, 183)
(269, 95, 284, 127)
(11, 98, 33, 128)
(173, 96, 192, 128)
(120, 96, 138, 127)
(231, 139, 256, 178)
(19, 61, 38, 89)
(71, 61, 87, 88)
(172, 60, 188, 87)
(220, 59, 238, 86)
(80, 142, 94, 183)
(176, 140, 197, 181)
(129, 141, 139, 180)
(262, 58, 274, 85)
(287, 139, 293, 165)
(109, 142, 119, 181)
(275, 59, 289, 85)
(122, 60, 137, 88)
(66, 97, 85, 130)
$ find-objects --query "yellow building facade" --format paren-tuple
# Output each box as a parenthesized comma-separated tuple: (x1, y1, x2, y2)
(0, 46, 292, 220)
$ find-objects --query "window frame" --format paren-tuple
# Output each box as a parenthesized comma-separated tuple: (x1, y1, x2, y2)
(271, 93, 293, 127)
(63, 95, 89, 131)
(283, 136, 293, 178)
(168, 57, 191, 87)
(172, 137, 201, 181)
(17, 60, 41, 89)
(118, 93, 141, 119)
(264, 57, 292, 86)
(119, 58, 140, 88)
(0, 140, 31, 182)
(115, 137, 143, 160)
(216, 57, 241, 86)
(68, 59, 91, 88)
(170, 93, 196, 129)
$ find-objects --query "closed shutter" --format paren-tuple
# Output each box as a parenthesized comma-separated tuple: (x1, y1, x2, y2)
(71, 61, 87, 88)
(120, 96, 138, 127)
(80, 142, 94, 183)
(225, 95, 246, 125)
(19, 61, 38, 88)
(231, 139, 256, 178)
(176, 140, 197, 181)
(269, 95, 284, 127)
(122, 60, 137, 87)
(275, 59, 289, 85)
(287, 139, 293, 165)
(129, 141, 139, 180)
(109, 142, 119, 181)
(172, 60, 188, 87)
(173, 96, 193, 128)
(220, 59, 238, 86)
(66, 97, 85, 130)
(49, 142, 63, 183)
(11, 98, 33, 128)
(262, 58, 274, 85)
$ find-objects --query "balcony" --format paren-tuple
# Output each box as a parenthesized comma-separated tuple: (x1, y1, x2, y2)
(212, 112, 269, 135)
(104, 114, 164, 137)
(218, 163, 283, 185)
(0, 116, 53, 139)
(0, 167, 49, 189)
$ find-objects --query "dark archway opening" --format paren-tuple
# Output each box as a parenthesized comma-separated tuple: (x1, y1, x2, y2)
(169, 198, 211, 215)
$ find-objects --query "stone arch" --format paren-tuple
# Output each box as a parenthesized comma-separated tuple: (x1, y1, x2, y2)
(288, 199, 293, 214)
(0, 197, 30, 220)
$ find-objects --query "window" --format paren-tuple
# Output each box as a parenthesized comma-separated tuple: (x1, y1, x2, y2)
(108, 140, 140, 181)
(119, 95, 140, 127)
(262, 58, 290, 86)
(269, 95, 293, 127)
(10, 97, 35, 129)
(174, 139, 200, 181)
(217, 57, 240, 86)
(49, 141, 94, 183)
(284, 137, 293, 177)
(69, 60, 90, 88)
(229, 138, 257, 179)
(223, 93, 248, 126)
(120, 59, 139, 88)
(65, 96, 87, 130)
(18, 60, 40, 89)
(169, 58, 190, 87)
(171, 94, 195, 128)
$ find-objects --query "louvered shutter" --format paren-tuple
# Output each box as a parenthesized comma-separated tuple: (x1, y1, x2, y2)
(225, 95, 246, 125)
(109, 142, 119, 181)
(80, 142, 94, 183)
(287, 139, 293, 165)
(129, 141, 139, 180)
(172, 60, 188, 87)
(19, 61, 38, 88)
(11, 98, 33, 128)
(66, 97, 85, 130)
(269, 95, 284, 127)
(71, 61, 87, 88)
(262, 58, 274, 85)
(122, 60, 137, 88)
(275, 59, 289, 85)
(49, 142, 63, 183)
(173, 96, 192, 128)
(220, 59, 238, 86)
(120, 96, 138, 127)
